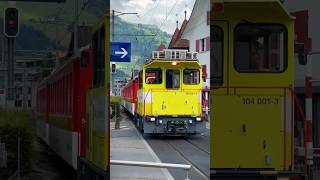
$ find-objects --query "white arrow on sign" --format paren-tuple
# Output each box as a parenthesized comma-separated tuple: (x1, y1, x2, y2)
(115, 48, 128, 58)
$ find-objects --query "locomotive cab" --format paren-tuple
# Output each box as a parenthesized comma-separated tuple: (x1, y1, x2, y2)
(134, 49, 206, 134)
(211, 0, 296, 179)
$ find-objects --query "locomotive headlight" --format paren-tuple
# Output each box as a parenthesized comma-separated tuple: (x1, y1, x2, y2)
(159, 120, 162, 124)
(150, 117, 156, 121)
(196, 117, 201, 121)
(172, 61, 177, 65)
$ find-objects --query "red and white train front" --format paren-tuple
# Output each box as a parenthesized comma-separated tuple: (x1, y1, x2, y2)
(120, 76, 138, 116)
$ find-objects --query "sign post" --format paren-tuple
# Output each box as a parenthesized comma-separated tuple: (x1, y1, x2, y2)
(110, 42, 131, 96)
(110, 42, 131, 62)
(3, 3, 19, 107)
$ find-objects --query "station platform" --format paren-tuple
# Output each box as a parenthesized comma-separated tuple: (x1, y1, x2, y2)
(110, 115, 174, 180)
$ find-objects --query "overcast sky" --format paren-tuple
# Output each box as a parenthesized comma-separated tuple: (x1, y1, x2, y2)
(111, 0, 196, 34)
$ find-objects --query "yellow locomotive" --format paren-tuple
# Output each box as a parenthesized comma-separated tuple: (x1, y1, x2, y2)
(211, 0, 296, 179)
(132, 49, 206, 134)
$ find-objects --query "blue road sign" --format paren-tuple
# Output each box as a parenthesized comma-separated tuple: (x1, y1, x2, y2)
(111, 42, 131, 62)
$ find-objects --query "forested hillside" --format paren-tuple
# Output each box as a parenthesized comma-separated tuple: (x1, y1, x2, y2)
(0, 1, 171, 77)
(113, 16, 171, 76)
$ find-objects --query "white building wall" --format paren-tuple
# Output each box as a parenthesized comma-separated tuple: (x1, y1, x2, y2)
(283, 0, 320, 87)
(181, 0, 211, 89)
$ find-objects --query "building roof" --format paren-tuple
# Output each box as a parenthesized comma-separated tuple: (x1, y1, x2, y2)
(178, 19, 188, 38)
(156, 42, 166, 51)
(167, 19, 189, 49)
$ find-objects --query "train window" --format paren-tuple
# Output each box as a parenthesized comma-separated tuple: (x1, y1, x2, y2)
(80, 51, 89, 68)
(211, 25, 223, 86)
(92, 25, 105, 87)
(183, 69, 200, 85)
(145, 68, 162, 84)
(166, 69, 180, 89)
(234, 24, 287, 72)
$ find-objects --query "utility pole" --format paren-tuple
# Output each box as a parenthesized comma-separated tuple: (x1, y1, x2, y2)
(0, 35, 4, 64)
(112, 9, 115, 41)
(111, 10, 138, 95)
(111, 10, 115, 96)
(55, 19, 59, 67)
(6, 38, 14, 107)
(73, 0, 78, 52)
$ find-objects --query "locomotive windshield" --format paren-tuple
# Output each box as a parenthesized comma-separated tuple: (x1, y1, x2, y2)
(234, 24, 287, 72)
(145, 68, 162, 84)
(166, 69, 180, 89)
(183, 69, 200, 85)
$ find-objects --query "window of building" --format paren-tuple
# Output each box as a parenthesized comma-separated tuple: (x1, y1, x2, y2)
(234, 24, 287, 72)
(166, 69, 180, 89)
(0, 76, 4, 89)
(201, 38, 205, 52)
(145, 68, 162, 84)
(197, 38, 209, 53)
(15, 73, 22, 82)
(183, 69, 200, 85)
(211, 26, 223, 86)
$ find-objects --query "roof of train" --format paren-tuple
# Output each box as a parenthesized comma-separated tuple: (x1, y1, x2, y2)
(212, 0, 295, 20)
(37, 46, 91, 88)
(144, 59, 200, 67)
(121, 76, 138, 92)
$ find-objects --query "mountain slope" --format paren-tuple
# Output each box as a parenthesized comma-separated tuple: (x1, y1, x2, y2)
(113, 17, 172, 75)
(0, 0, 107, 50)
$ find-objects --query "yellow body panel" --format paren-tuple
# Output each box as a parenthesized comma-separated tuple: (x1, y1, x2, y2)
(151, 90, 201, 116)
(85, 14, 110, 171)
(210, 0, 294, 173)
(86, 87, 107, 169)
(137, 60, 202, 117)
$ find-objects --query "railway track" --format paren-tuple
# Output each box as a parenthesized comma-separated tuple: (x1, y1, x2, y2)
(165, 138, 210, 179)
(184, 137, 210, 155)
(143, 132, 210, 180)
(120, 110, 210, 179)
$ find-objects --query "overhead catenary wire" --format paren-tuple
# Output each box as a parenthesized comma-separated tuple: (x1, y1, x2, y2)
(51, 0, 104, 48)
(143, 0, 179, 57)
(138, 0, 161, 19)
(55, 0, 95, 48)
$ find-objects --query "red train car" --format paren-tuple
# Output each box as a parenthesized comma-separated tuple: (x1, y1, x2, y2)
(36, 46, 93, 169)
(120, 76, 138, 115)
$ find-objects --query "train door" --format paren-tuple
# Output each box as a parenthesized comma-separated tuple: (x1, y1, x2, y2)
(211, 21, 228, 88)
(211, 20, 232, 169)
(211, 24, 288, 170)
(211, 1, 295, 175)
(79, 16, 109, 180)
(210, 20, 271, 170)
